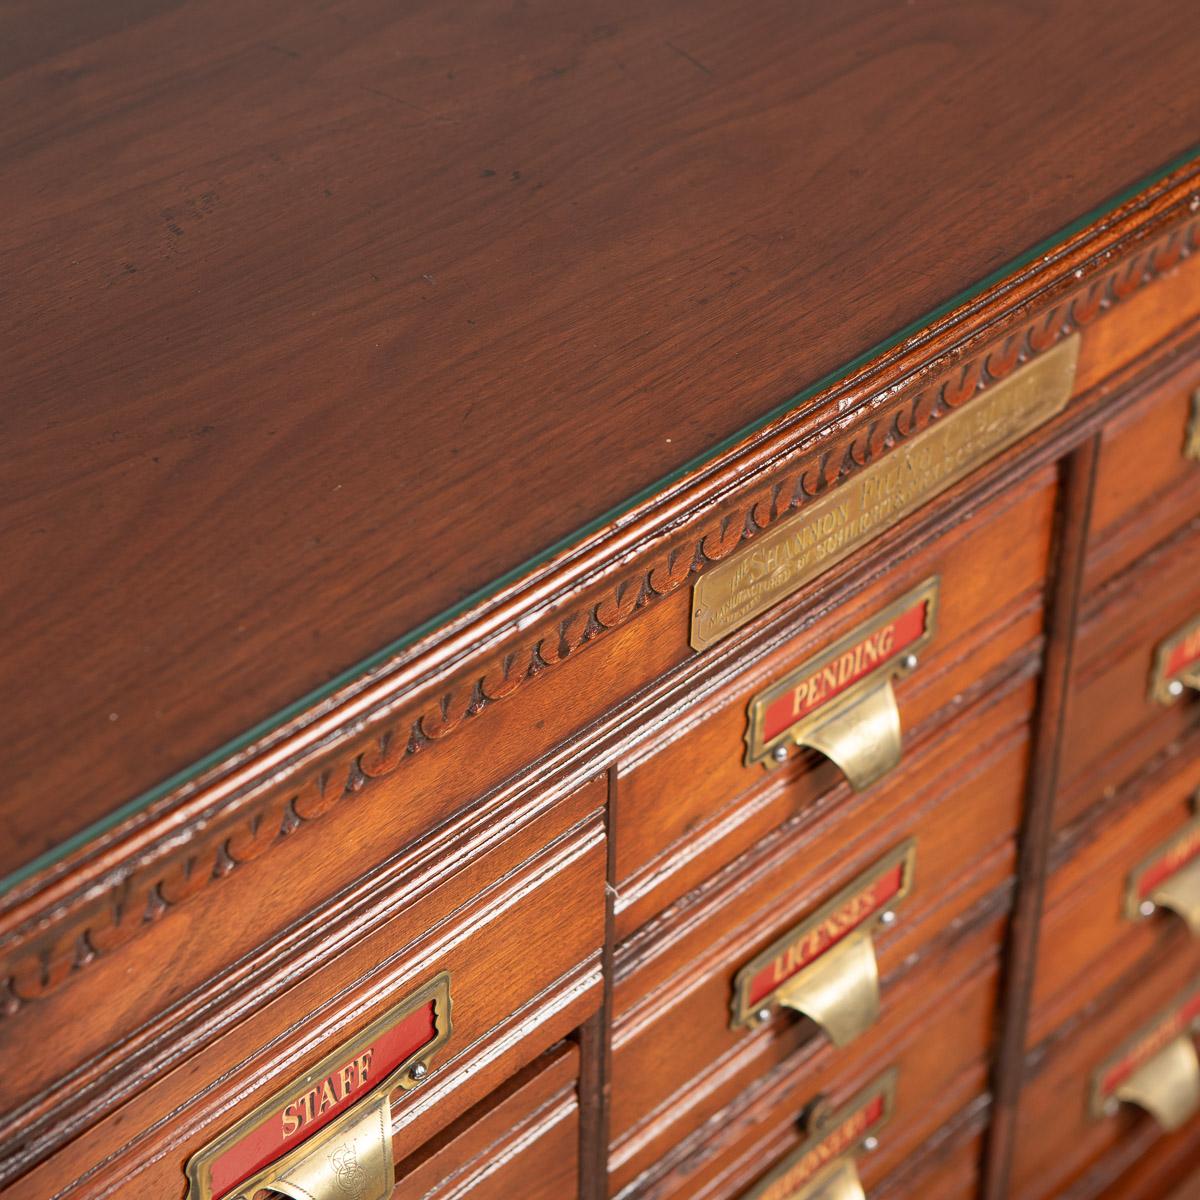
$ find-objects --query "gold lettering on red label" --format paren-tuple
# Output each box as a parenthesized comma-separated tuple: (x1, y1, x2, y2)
(739, 1072, 896, 1200)
(279, 1049, 375, 1139)
(184, 973, 452, 1200)
(1091, 982, 1200, 1116)
(731, 842, 915, 1028)
(1150, 614, 1200, 705)
(745, 579, 938, 768)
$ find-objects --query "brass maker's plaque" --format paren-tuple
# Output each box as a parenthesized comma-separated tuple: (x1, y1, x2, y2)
(1125, 809, 1200, 935)
(185, 973, 452, 1200)
(1150, 613, 1200, 705)
(744, 579, 937, 789)
(691, 334, 1080, 650)
(730, 841, 915, 1046)
(1090, 979, 1200, 1130)
(738, 1071, 895, 1200)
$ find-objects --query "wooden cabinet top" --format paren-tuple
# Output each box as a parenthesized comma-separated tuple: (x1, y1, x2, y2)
(3, 0, 1200, 887)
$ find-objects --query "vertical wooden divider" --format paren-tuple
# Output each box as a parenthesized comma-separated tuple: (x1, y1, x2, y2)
(982, 435, 1101, 1199)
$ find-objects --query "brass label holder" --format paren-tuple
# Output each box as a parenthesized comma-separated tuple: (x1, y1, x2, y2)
(738, 1071, 895, 1200)
(1091, 980, 1200, 1131)
(1149, 613, 1200, 706)
(1125, 805, 1200, 935)
(731, 842, 915, 1046)
(744, 579, 938, 791)
(185, 973, 452, 1200)
(690, 334, 1079, 650)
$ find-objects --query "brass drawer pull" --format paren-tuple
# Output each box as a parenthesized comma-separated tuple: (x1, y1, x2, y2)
(772, 930, 880, 1049)
(1125, 809, 1200, 935)
(731, 842, 915, 1046)
(778, 1158, 865, 1200)
(185, 973, 452, 1200)
(1144, 858, 1200, 934)
(1108, 1036, 1200, 1132)
(744, 580, 938, 791)
(243, 1089, 393, 1200)
(738, 1071, 893, 1200)
(1091, 981, 1200, 1132)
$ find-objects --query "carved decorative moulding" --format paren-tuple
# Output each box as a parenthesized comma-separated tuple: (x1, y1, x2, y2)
(3, 177, 1200, 1023)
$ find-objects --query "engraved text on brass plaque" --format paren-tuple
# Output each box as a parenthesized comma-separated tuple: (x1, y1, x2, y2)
(690, 334, 1080, 650)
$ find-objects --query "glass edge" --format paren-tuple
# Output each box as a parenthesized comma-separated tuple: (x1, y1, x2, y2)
(7, 143, 1199, 897)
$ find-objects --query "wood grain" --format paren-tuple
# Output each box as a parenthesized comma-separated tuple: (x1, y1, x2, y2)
(4, 0, 1200, 881)
(615, 471, 1053, 933)
(980, 439, 1099, 1200)
(0, 779, 606, 1195)
(1057, 514, 1200, 832)
(392, 1042, 579, 1200)
(1029, 730, 1200, 1049)
(619, 949, 1000, 1199)
(1011, 945, 1200, 1200)
(608, 675, 1028, 1189)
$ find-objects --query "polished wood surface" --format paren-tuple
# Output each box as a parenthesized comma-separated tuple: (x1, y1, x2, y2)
(7, 7, 1200, 1200)
(616, 472, 1052, 936)
(1030, 728, 1200, 1048)
(5, 0, 1200, 873)
(1085, 353, 1200, 592)
(1011, 947, 1200, 1199)
(394, 1043, 580, 1199)
(609, 678, 1026, 1188)
(1057, 515, 1200, 832)
(632, 952, 999, 1198)
(2, 777, 606, 1199)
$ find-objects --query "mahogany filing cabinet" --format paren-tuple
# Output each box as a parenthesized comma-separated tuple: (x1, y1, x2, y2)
(4, 2, 1200, 1198)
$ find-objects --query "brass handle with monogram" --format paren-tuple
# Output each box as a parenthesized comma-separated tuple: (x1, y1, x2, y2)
(185, 974, 452, 1200)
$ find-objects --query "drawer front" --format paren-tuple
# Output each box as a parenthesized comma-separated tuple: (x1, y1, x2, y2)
(617, 471, 1055, 937)
(1030, 738, 1200, 1047)
(1078, 1135, 1200, 1200)
(1013, 949, 1200, 1200)
(1086, 354, 1200, 593)
(394, 1044, 578, 1200)
(608, 677, 1029, 1191)
(1057, 517, 1200, 833)
(869, 1123, 984, 1200)
(7, 780, 606, 1200)
(621, 955, 997, 1200)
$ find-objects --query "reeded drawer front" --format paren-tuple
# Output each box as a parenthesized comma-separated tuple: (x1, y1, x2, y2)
(1013, 947, 1200, 1200)
(7, 779, 606, 1200)
(621, 953, 997, 1200)
(1030, 733, 1200, 1048)
(1086, 352, 1200, 593)
(616, 471, 1055, 938)
(607, 675, 1029, 1192)
(1057, 516, 1200, 834)
(393, 1043, 579, 1200)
